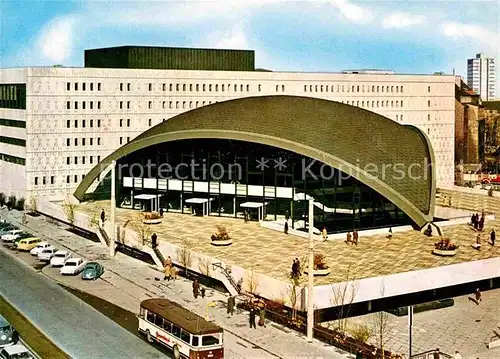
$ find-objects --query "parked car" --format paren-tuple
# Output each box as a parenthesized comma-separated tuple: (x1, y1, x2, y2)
(38, 247, 58, 262)
(0, 230, 24, 242)
(30, 242, 52, 256)
(0, 314, 18, 348)
(81, 262, 105, 280)
(11, 233, 37, 246)
(0, 343, 34, 359)
(50, 250, 71, 267)
(0, 226, 18, 236)
(60, 258, 86, 275)
(16, 238, 42, 251)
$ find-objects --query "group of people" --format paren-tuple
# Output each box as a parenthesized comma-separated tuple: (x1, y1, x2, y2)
(192, 278, 205, 299)
(163, 256, 177, 281)
(291, 258, 301, 278)
(470, 212, 485, 231)
(346, 230, 359, 245)
(248, 298, 267, 328)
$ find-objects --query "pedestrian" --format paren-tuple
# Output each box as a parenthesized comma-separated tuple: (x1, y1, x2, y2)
(284, 221, 289, 234)
(249, 307, 256, 329)
(236, 278, 243, 293)
(479, 216, 485, 231)
(244, 209, 248, 223)
(470, 213, 476, 227)
(100, 209, 105, 226)
(258, 301, 266, 327)
(474, 213, 479, 230)
(353, 230, 359, 245)
(227, 295, 235, 316)
(322, 227, 328, 242)
(291, 259, 297, 278)
(387, 227, 393, 239)
(491, 229, 496, 245)
(193, 278, 200, 299)
(159, 207, 164, 217)
(200, 287, 206, 298)
(346, 232, 352, 244)
(295, 258, 301, 276)
(163, 256, 173, 281)
(151, 233, 158, 248)
(433, 348, 440, 359)
(475, 288, 482, 304)
(22, 212, 27, 224)
(453, 351, 462, 359)
(476, 233, 481, 247)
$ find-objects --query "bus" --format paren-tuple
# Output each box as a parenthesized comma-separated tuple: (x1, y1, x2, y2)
(138, 298, 224, 359)
(0, 315, 18, 348)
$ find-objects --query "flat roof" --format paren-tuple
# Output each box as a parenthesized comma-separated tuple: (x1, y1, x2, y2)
(134, 194, 162, 200)
(240, 202, 269, 208)
(185, 198, 215, 204)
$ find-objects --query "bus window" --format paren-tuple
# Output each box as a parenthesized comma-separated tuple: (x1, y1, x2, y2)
(202, 334, 220, 346)
(192, 336, 199, 347)
(139, 307, 145, 318)
(172, 325, 181, 338)
(162, 320, 172, 333)
(155, 315, 163, 327)
(146, 311, 155, 323)
(180, 330, 190, 343)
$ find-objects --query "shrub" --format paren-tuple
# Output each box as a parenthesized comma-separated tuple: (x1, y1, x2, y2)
(7, 195, 16, 209)
(314, 253, 328, 270)
(0, 193, 5, 207)
(211, 225, 231, 241)
(349, 323, 372, 343)
(15, 198, 25, 211)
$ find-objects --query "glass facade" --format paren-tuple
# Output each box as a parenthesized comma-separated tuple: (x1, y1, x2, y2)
(0, 136, 26, 147)
(0, 84, 26, 109)
(116, 139, 413, 233)
(0, 118, 26, 128)
(0, 153, 25, 165)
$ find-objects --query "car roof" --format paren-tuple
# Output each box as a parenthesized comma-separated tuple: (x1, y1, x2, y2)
(86, 262, 100, 266)
(54, 250, 69, 254)
(66, 258, 82, 262)
(37, 241, 49, 246)
(1, 343, 29, 354)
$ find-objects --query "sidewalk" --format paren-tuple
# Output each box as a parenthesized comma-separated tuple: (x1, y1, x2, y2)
(1, 209, 351, 359)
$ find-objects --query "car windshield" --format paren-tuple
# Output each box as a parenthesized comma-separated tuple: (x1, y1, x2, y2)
(42, 250, 52, 253)
(86, 264, 97, 270)
(55, 254, 66, 257)
(66, 262, 77, 266)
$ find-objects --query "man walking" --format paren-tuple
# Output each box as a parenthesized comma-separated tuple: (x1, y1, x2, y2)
(227, 296, 235, 317)
(490, 229, 496, 245)
(151, 233, 158, 248)
(100, 209, 105, 226)
(249, 307, 256, 329)
(475, 288, 482, 304)
(193, 278, 200, 299)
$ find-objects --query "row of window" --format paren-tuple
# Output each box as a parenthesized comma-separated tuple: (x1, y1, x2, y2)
(0, 153, 25, 165)
(305, 84, 408, 94)
(66, 138, 102, 146)
(126, 82, 260, 93)
(0, 118, 26, 128)
(66, 155, 101, 165)
(0, 136, 26, 147)
(34, 174, 85, 185)
(0, 84, 26, 110)
(66, 101, 101, 110)
(343, 99, 404, 108)
(66, 82, 102, 91)
(66, 119, 101, 128)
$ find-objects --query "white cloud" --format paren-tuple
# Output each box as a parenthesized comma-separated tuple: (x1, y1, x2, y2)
(441, 21, 498, 52)
(330, 0, 373, 24)
(210, 26, 251, 50)
(382, 12, 425, 29)
(36, 16, 77, 63)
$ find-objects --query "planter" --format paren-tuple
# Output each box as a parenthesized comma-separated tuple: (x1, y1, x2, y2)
(142, 219, 162, 225)
(432, 248, 457, 256)
(303, 268, 331, 276)
(211, 239, 233, 246)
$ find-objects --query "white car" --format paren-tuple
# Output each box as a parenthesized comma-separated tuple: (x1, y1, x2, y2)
(30, 241, 52, 256)
(0, 343, 34, 359)
(0, 230, 23, 242)
(50, 250, 71, 267)
(37, 247, 58, 262)
(60, 258, 86, 275)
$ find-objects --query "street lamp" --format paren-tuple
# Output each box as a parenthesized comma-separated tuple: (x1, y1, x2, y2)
(307, 197, 314, 342)
(110, 160, 116, 257)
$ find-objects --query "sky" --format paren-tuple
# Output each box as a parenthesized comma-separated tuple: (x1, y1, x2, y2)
(0, 0, 498, 86)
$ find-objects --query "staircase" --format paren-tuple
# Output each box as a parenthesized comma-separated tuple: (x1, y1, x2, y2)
(153, 246, 166, 264)
(97, 225, 110, 246)
(212, 262, 240, 297)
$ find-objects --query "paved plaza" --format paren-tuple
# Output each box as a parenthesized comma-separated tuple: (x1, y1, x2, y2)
(76, 189, 500, 285)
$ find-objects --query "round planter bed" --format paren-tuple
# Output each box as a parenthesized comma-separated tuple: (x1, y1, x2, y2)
(142, 219, 162, 225)
(432, 249, 457, 256)
(303, 268, 331, 276)
(211, 239, 233, 246)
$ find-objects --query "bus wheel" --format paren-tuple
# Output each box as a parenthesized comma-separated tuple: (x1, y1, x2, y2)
(173, 344, 180, 359)
(146, 330, 153, 343)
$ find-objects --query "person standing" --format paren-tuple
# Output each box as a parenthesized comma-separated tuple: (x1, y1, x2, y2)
(249, 307, 256, 329)
(322, 227, 328, 242)
(159, 207, 164, 217)
(258, 301, 266, 327)
(433, 348, 441, 359)
(151, 233, 158, 248)
(475, 288, 482, 304)
(353, 230, 359, 245)
(295, 258, 301, 277)
(490, 229, 496, 245)
(100, 209, 105, 226)
(227, 296, 235, 317)
(291, 259, 297, 278)
(284, 221, 289, 234)
(193, 278, 200, 299)
(346, 232, 352, 244)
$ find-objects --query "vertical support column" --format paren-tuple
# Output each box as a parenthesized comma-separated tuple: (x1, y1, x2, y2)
(408, 305, 413, 358)
(131, 189, 134, 209)
(233, 197, 236, 217)
(110, 160, 116, 257)
(307, 197, 314, 342)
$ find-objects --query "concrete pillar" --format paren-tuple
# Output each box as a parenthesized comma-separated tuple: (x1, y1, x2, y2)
(233, 197, 236, 216)
(367, 301, 372, 311)
(307, 198, 314, 342)
(110, 160, 116, 257)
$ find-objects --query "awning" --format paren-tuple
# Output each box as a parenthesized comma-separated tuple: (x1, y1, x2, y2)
(240, 202, 269, 208)
(185, 198, 215, 204)
(134, 194, 163, 200)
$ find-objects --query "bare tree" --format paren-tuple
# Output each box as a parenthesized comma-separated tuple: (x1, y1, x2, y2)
(244, 266, 259, 295)
(330, 264, 359, 336)
(372, 283, 390, 358)
(29, 197, 38, 214)
(132, 213, 152, 246)
(284, 269, 306, 323)
(198, 256, 212, 276)
(62, 197, 78, 228)
(88, 210, 100, 229)
(176, 238, 193, 276)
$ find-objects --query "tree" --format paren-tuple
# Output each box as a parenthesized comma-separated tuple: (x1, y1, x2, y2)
(244, 266, 259, 295)
(0, 193, 5, 207)
(62, 197, 78, 228)
(132, 213, 152, 246)
(88, 210, 100, 229)
(7, 195, 16, 210)
(284, 254, 307, 322)
(372, 284, 390, 358)
(198, 256, 212, 276)
(176, 238, 192, 277)
(330, 264, 359, 336)
(29, 197, 38, 214)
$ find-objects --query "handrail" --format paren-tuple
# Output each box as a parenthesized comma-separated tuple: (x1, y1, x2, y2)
(153, 246, 166, 264)
(211, 262, 239, 293)
(98, 226, 110, 246)
(410, 349, 453, 359)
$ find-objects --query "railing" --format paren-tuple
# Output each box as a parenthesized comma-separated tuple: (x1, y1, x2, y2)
(153, 246, 166, 264)
(211, 262, 239, 294)
(98, 225, 110, 246)
(410, 349, 453, 359)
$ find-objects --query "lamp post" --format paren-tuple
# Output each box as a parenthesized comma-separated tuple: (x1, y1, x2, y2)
(110, 160, 116, 257)
(306, 197, 314, 342)
(408, 305, 413, 358)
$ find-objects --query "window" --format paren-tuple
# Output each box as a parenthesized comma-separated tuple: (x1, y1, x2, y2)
(74, 156, 78, 164)
(97, 119, 101, 127)
(372, 85, 375, 92)
(326, 85, 329, 92)
(189, 84, 193, 91)
(120, 119, 123, 127)
(163, 320, 172, 333)
(146, 311, 155, 323)
(127, 119, 130, 127)
(90, 83, 94, 91)
(42, 176, 46, 185)
(169, 84, 173, 91)
(120, 101, 123, 109)
(127, 101, 130, 109)
(75, 101, 79, 109)
(400, 115, 403, 121)
(154, 314, 163, 327)
(66, 175, 70, 184)
(82, 101, 86, 110)
(282, 85, 285, 92)
(240, 84, 244, 92)
(97, 101, 101, 109)
(183, 84, 186, 91)
(176, 84, 180, 91)
(391, 86, 394, 92)
(75, 83, 78, 91)
(202, 335, 219, 346)
(74, 120, 78, 128)
(192, 336, 199, 346)
(97, 138, 101, 145)
(66, 138, 70, 146)
(50, 176, 54, 185)
(176, 101, 179, 109)
(381, 86, 384, 93)
(74, 138, 78, 146)
(304, 85, 307, 92)
(162, 101, 166, 109)
(149, 83, 152, 91)
(127, 136, 130, 143)
(377, 86, 380, 92)
(120, 83, 123, 91)
(258, 84, 261, 92)
(90, 101, 93, 109)
(400, 100, 403, 107)
(180, 330, 190, 343)
(90, 156, 93, 164)
(234, 84, 237, 92)
(98, 83, 101, 91)
(202, 84, 206, 92)
(215, 84, 218, 92)
(276, 85, 279, 92)
(82, 138, 86, 146)
(357, 86, 360, 92)
(428, 100, 431, 107)
(196, 84, 199, 91)
(66, 101, 70, 109)
(400, 86, 403, 93)
(428, 86, 431, 93)
(66, 120, 70, 128)
(34, 177, 38, 185)
(148, 101, 152, 109)
(120, 136, 123, 145)
(97, 156, 101, 162)
(396, 86, 399, 93)
(169, 101, 172, 109)
(148, 118, 152, 126)
(90, 138, 93, 145)
(82, 156, 85, 164)
(127, 83, 130, 91)
(195, 101, 199, 108)
(172, 325, 181, 338)
(247, 84, 250, 92)
(428, 114, 431, 121)
(189, 101, 192, 109)
(162, 83, 166, 91)
(391, 101, 394, 107)
(396, 115, 399, 121)
(66, 82, 70, 91)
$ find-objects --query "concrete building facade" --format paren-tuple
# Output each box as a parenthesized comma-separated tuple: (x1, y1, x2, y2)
(467, 53, 496, 101)
(0, 47, 456, 202)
